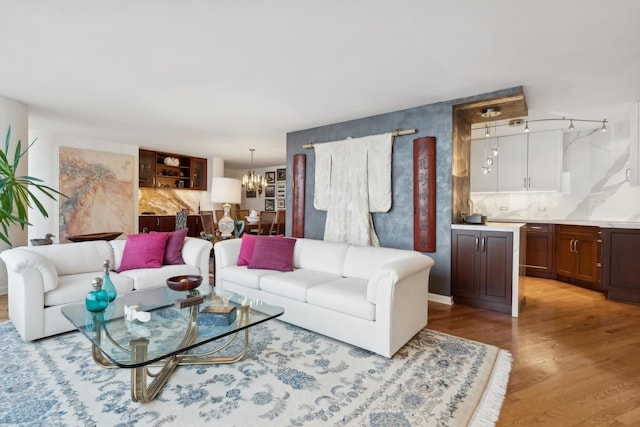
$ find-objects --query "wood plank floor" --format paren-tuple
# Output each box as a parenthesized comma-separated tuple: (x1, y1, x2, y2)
(1, 277, 639, 424)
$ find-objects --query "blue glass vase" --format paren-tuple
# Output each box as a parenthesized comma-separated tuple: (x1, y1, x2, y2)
(102, 259, 117, 302)
(85, 278, 109, 312)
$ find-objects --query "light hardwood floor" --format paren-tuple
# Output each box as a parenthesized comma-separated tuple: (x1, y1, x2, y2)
(1, 277, 638, 425)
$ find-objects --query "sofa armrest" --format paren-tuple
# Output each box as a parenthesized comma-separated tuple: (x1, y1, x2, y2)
(181, 237, 213, 282)
(214, 239, 242, 268)
(0, 248, 59, 292)
(366, 254, 435, 304)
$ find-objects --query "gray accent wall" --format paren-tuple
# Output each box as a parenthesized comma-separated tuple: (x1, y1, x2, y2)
(286, 87, 523, 296)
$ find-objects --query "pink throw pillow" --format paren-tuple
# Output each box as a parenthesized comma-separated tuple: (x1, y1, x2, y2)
(237, 234, 283, 266)
(118, 232, 170, 272)
(163, 228, 188, 265)
(248, 237, 296, 272)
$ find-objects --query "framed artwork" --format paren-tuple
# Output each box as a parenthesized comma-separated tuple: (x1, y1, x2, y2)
(266, 171, 276, 184)
(277, 168, 286, 181)
(245, 188, 256, 198)
(276, 182, 286, 199)
(265, 185, 275, 198)
(59, 147, 134, 241)
(265, 198, 275, 211)
(277, 199, 285, 209)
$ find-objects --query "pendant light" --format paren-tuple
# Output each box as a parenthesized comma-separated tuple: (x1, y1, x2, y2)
(242, 149, 267, 195)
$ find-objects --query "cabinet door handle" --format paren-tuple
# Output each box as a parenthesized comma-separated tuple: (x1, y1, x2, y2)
(481, 237, 486, 252)
(574, 240, 579, 253)
(528, 177, 531, 188)
(475, 237, 479, 251)
(523, 177, 527, 189)
(156, 218, 160, 226)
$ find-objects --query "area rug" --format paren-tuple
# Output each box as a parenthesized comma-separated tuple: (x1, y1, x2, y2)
(0, 319, 511, 426)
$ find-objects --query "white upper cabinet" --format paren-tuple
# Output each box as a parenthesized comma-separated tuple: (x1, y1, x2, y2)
(497, 134, 528, 191)
(471, 129, 563, 193)
(470, 138, 498, 192)
(526, 130, 563, 191)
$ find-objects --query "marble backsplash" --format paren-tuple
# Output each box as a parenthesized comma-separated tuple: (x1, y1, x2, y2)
(138, 188, 202, 215)
(471, 120, 640, 222)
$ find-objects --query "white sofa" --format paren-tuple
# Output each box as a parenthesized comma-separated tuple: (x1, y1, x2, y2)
(0, 237, 212, 341)
(214, 237, 435, 358)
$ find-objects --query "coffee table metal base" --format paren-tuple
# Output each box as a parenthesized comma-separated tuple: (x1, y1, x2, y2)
(90, 304, 251, 402)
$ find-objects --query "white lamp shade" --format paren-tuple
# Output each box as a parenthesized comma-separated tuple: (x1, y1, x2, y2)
(211, 177, 242, 204)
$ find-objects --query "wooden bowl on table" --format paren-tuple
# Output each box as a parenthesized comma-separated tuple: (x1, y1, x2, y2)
(166, 275, 203, 292)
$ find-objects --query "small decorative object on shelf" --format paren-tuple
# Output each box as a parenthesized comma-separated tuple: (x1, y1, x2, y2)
(85, 278, 109, 312)
(30, 233, 55, 246)
(102, 259, 117, 302)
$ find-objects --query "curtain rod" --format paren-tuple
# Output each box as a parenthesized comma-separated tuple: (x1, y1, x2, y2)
(303, 128, 417, 149)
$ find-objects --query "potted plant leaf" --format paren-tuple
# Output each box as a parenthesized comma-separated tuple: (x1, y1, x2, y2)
(0, 127, 65, 246)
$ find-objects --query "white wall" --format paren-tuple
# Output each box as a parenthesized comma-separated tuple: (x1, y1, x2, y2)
(0, 96, 28, 294)
(226, 165, 286, 212)
(471, 119, 640, 222)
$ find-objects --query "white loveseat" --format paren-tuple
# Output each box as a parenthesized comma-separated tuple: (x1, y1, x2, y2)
(1, 237, 212, 341)
(214, 237, 435, 358)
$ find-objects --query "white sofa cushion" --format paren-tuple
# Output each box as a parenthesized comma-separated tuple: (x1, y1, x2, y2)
(119, 264, 200, 291)
(259, 270, 343, 302)
(295, 239, 348, 275)
(25, 240, 114, 276)
(306, 277, 375, 321)
(218, 265, 281, 290)
(344, 245, 421, 280)
(45, 271, 135, 306)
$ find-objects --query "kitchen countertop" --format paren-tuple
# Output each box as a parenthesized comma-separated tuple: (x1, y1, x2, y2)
(451, 222, 526, 232)
(481, 219, 640, 229)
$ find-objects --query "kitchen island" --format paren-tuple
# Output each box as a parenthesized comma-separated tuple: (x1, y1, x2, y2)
(451, 222, 526, 317)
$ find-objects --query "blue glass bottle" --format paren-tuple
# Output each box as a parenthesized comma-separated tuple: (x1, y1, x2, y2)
(85, 278, 109, 312)
(102, 259, 117, 302)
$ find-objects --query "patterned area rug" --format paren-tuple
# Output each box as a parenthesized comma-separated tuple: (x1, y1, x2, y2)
(0, 319, 511, 426)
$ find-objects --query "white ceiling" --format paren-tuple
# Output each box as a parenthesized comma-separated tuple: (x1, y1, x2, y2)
(1, 1, 639, 168)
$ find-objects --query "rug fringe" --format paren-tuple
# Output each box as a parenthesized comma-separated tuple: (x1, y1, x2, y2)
(468, 349, 513, 427)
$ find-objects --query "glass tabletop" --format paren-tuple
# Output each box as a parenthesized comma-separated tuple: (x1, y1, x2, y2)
(61, 286, 283, 368)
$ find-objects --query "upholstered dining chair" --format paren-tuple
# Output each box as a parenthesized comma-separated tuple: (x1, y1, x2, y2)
(175, 209, 188, 230)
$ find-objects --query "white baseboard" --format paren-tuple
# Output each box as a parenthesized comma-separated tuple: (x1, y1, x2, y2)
(428, 292, 453, 305)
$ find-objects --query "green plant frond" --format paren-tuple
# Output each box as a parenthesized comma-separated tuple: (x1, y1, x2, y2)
(12, 139, 22, 169)
(3, 127, 10, 154)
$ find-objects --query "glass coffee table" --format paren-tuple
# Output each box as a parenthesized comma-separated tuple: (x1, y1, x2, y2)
(61, 286, 283, 402)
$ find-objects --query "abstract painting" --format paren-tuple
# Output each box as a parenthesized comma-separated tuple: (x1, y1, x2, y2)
(59, 147, 135, 241)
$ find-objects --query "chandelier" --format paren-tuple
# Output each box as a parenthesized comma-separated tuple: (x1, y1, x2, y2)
(242, 149, 267, 194)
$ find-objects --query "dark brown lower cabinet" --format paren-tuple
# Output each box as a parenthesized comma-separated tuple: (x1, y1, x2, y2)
(452, 229, 513, 314)
(138, 215, 203, 237)
(525, 223, 555, 278)
(554, 225, 601, 290)
(602, 228, 640, 304)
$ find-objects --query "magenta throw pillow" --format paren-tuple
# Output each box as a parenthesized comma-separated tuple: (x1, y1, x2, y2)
(163, 228, 188, 265)
(117, 232, 170, 272)
(237, 234, 284, 266)
(248, 237, 296, 272)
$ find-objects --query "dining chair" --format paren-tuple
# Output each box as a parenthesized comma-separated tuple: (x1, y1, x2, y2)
(257, 210, 277, 235)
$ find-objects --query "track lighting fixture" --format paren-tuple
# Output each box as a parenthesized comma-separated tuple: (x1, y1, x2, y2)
(485, 124, 490, 138)
(513, 116, 607, 133)
(601, 120, 608, 132)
